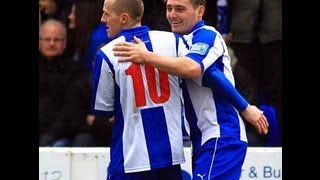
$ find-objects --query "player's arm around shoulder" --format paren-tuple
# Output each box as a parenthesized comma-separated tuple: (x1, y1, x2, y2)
(113, 36, 201, 78)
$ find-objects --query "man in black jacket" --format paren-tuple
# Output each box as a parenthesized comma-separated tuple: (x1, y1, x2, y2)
(39, 19, 112, 147)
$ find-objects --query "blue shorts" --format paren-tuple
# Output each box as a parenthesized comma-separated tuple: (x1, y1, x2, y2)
(107, 164, 182, 180)
(192, 137, 247, 180)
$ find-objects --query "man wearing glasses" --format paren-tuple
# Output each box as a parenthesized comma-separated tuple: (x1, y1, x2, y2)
(39, 19, 94, 147)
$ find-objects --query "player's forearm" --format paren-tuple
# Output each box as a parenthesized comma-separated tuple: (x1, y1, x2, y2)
(203, 67, 249, 111)
(145, 52, 201, 78)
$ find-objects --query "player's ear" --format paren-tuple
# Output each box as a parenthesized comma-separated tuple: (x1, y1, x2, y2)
(120, 13, 129, 25)
(197, 5, 205, 19)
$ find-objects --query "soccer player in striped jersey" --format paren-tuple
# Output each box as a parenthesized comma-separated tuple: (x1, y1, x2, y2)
(91, 0, 189, 179)
(112, 0, 269, 179)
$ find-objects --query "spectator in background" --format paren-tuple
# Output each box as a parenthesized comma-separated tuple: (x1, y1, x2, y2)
(84, 0, 113, 72)
(229, 0, 282, 146)
(141, 0, 171, 31)
(39, 19, 112, 147)
(39, 0, 58, 22)
(65, 0, 114, 147)
(202, 0, 217, 27)
(39, 19, 86, 146)
(141, 0, 159, 30)
(216, 0, 230, 42)
(66, 0, 109, 70)
(157, 0, 171, 31)
(53, 0, 73, 25)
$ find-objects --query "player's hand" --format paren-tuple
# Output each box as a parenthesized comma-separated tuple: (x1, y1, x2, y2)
(113, 36, 148, 64)
(241, 105, 269, 135)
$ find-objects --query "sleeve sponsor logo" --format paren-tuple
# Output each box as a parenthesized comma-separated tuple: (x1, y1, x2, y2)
(189, 43, 209, 55)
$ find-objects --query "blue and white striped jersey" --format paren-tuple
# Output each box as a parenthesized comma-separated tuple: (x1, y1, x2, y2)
(181, 21, 248, 154)
(92, 26, 186, 173)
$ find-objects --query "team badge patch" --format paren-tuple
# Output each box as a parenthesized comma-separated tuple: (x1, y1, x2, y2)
(189, 43, 209, 55)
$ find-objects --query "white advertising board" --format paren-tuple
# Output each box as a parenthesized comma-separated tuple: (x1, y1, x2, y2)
(39, 148, 71, 180)
(39, 147, 282, 180)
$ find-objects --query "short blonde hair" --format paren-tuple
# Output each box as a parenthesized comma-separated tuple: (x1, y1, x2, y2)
(113, 0, 144, 23)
